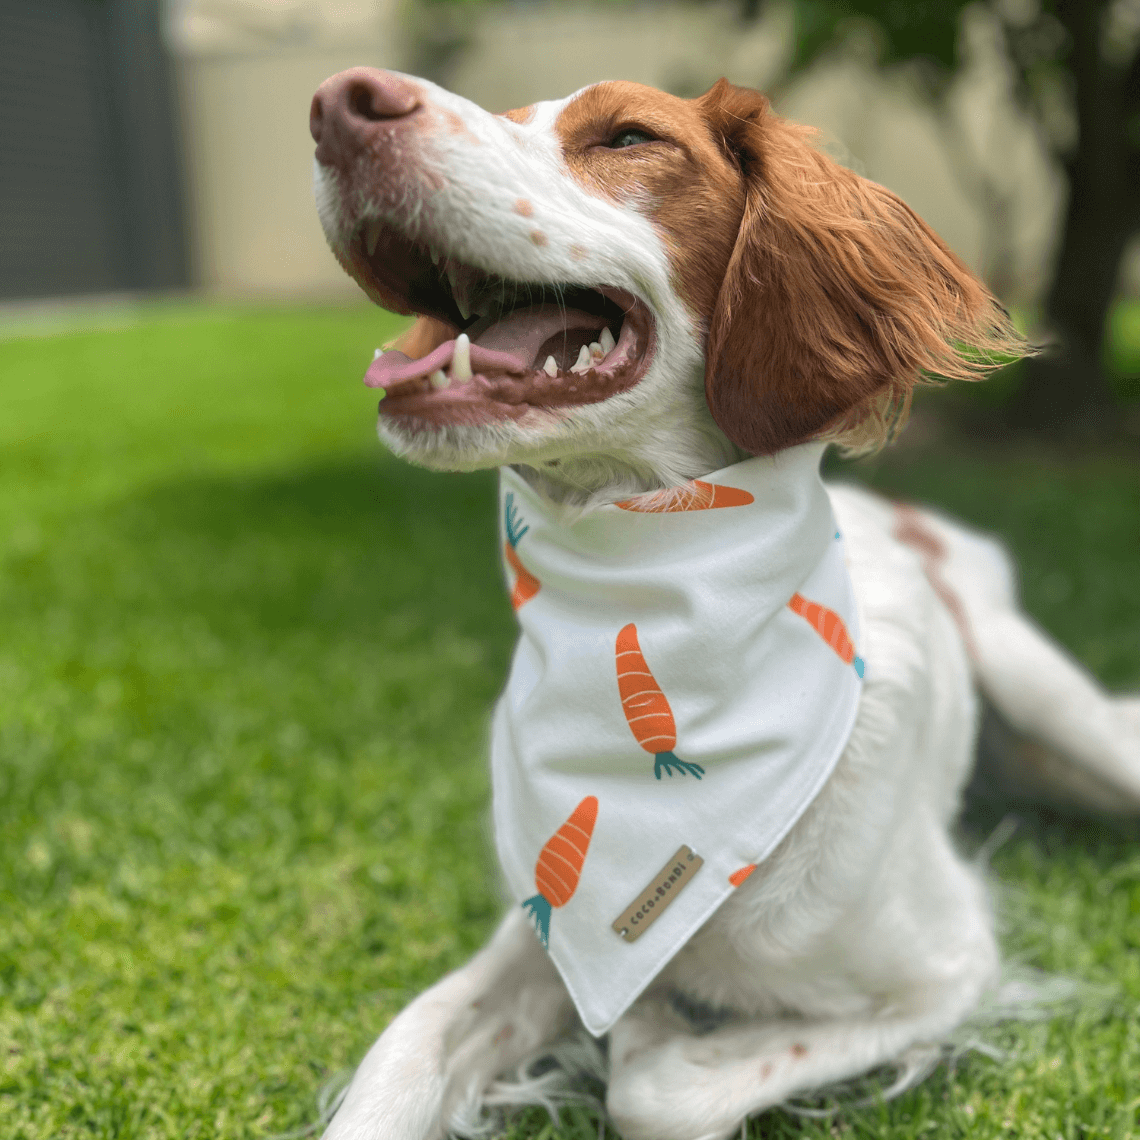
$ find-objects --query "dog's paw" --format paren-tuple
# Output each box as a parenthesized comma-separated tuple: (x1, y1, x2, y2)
(607, 1040, 745, 1140)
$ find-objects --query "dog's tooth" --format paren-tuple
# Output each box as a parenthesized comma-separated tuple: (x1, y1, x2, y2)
(570, 344, 592, 374)
(373, 348, 382, 360)
(589, 341, 604, 362)
(429, 369, 450, 390)
(542, 355, 558, 377)
(364, 220, 382, 256)
(448, 265, 475, 321)
(599, 326, 616, 355)
(451, 333, 473, 382)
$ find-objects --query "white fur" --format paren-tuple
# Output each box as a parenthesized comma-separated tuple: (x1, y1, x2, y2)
(313, 75, 1140, 1140)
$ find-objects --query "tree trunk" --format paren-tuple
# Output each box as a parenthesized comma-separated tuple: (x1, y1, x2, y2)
(1008, 0, 1140, 437)
(1017, 176, 1134, 434)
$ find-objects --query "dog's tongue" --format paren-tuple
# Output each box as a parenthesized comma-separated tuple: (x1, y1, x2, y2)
(365, 304, 608, 388)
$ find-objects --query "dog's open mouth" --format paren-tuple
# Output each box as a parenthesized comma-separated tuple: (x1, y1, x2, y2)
(345, 222, 656, 425)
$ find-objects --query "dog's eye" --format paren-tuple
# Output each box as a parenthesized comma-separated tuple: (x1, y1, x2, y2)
(607, 128, 656, 149)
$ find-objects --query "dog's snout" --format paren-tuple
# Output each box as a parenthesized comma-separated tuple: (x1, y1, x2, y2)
(310, 68, 421, 167)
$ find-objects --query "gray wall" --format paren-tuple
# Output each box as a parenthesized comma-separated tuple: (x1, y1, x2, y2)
(0, 0, 189, 300)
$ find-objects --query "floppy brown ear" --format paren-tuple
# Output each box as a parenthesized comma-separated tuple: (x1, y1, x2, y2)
(698, 81, 1027, 456)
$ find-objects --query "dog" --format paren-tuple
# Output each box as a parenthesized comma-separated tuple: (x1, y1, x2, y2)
(308, 68, 1140, 1140)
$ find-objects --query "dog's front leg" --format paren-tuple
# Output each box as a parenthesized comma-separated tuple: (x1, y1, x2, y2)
(323, 908, 572, 1140)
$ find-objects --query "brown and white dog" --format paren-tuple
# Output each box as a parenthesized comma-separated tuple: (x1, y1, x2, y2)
(309, 69, 1140, 1140)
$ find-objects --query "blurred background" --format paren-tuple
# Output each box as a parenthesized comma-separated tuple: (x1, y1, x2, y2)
(2, 3, 1139, 1138)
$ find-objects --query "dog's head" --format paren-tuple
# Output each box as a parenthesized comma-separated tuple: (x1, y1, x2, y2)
(312, 70, 1023, 499)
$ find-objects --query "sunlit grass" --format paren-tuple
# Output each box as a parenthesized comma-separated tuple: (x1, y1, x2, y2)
(1, 302, 1138, 1139)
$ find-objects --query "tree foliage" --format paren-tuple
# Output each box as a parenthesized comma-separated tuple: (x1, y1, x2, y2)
(772, 0, 1140, 433)
(789, 0, 968, 73)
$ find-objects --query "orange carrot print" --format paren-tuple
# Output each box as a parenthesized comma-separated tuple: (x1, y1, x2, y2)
(616, 480, 754, 513)
(504, 492, 540, 610)
(728, 864, 757, 887)
(522, 795, 598, 947)
(615, 623, 705, 780)
(787, 593, 865, 678)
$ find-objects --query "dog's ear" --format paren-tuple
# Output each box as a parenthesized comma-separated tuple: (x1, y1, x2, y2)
(697, 80, 1026, 456)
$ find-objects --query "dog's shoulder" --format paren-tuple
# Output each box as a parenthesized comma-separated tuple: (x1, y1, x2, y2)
(824, 480, 976, 751)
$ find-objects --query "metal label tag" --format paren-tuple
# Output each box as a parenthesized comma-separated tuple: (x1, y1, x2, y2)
(612, 845, 703, 943)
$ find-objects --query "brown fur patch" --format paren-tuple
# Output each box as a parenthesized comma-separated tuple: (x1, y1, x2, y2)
(530, 230, 549, 247)
(554, 81, 744, 325)
(500, 105, 535, 125)
(514, 198, 534, 217)
(442, 108, 479, 144)
(570, 243, 589, 261)
(893, 503, 979, 660)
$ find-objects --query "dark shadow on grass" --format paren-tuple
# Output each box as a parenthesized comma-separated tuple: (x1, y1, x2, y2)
(91, 453, 515, 653)
(961, 769, 1140, 854)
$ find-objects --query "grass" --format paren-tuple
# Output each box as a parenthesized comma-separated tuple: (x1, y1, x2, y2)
(1, 300, 1138, 1139)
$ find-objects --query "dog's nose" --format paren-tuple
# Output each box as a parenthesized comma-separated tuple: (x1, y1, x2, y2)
(310, 68, 421, 168)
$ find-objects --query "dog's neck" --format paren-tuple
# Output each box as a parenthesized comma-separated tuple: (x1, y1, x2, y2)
(508, 407, 749, 511)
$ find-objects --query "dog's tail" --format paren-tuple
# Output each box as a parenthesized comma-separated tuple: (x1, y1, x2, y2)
(892, 502, 1140, 814)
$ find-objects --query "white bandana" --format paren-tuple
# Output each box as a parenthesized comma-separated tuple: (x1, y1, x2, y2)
(490, 444, 864, 1036)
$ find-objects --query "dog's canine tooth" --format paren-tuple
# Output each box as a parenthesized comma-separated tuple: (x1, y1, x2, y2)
(454, 285, 473, 321)
(589, 341, 604, 363)
(373, 348, 382, 360)
(599, 326, 616, 355)
(447, 266, 476, 321)
(429, 369, 450, 390)
(570, 344, 592, 374)
(451, 333, 473, 382)
(364, 220, 383, 256)
(543, 355, 558, 377)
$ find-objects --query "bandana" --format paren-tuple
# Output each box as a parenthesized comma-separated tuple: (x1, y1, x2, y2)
(490, 443, 864, 1036)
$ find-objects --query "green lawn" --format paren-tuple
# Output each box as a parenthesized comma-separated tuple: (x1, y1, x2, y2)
(1, 302, 1138, 1140)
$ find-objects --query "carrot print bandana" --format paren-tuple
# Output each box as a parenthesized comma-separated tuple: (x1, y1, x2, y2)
(491, 443, 864, 1036)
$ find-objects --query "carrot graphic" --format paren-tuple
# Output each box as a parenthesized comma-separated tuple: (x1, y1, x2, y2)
(615, 623, 705, 780)
(728, 864, 757, 887)
(616, 480, 754, 513)
(522, 795, 598, 947)
(787, 592, 865, 678)
(503, 492, 540, 610)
